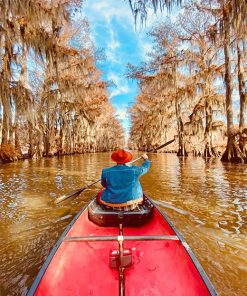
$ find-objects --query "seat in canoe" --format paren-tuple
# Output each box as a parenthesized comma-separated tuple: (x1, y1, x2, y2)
(88, 197, 154, 227)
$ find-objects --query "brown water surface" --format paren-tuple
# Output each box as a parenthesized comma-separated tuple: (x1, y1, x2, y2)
(0, 153, 246, 295)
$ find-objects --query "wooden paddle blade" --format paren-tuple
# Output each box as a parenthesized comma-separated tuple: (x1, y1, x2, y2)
(154, 138, 175, 152)
(55, 188, 85, 204)
(55, 179, 101, 205)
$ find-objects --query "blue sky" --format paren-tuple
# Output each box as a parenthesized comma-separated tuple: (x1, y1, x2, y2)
(82, 1, 166, 136)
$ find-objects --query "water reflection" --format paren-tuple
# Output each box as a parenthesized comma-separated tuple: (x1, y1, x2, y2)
(0, 153, 246, 296)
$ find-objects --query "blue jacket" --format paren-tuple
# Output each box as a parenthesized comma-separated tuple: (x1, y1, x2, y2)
(100, 160, 151, 205)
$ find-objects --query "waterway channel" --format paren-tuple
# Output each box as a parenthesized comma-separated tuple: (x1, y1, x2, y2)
(0, 153, 246, 295)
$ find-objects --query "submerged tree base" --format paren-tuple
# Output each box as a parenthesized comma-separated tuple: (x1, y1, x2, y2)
(177, 147, 188, 157)
(203, 146, 222, 158)
(221, 136, 247, 164)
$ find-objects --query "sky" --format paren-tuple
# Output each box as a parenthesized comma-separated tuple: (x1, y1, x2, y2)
(82, 0, 166, 137)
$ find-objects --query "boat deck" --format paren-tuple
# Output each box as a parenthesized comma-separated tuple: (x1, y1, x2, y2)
(32, 204, 213, 296)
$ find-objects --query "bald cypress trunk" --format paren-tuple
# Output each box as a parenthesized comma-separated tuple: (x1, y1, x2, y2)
(174, 65, 187, 157)
(221, 7, 245, 163)
(1, 43, 12, 146)
(203, 91, 214, 157)
(14, 112, 22, 157)
(176, 98, 188, 157)
(1, 104, 9, 145)
(237, 40, 246, 129)
(237, 39, 247, 158)
(28, 121, 35, 158)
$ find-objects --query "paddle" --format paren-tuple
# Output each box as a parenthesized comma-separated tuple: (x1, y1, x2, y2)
(55, 179, 101, 204)
(55, 137, 176, 204)
(152, 138, 176, 152)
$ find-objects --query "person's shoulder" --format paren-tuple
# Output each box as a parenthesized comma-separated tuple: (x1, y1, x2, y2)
(128, 165, 139, 170)
(102, 166, 115, 172)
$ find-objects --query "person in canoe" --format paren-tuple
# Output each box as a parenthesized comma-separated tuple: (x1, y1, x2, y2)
(97, 149, 151, 211)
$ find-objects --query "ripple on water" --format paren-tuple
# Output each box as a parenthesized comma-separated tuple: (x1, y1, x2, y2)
(0, 154, 246, 296)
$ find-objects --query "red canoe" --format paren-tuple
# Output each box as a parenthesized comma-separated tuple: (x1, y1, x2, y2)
(28, 195, 217, 296)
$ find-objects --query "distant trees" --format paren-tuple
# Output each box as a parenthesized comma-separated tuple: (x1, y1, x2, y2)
(128, 1, 247, 163)
(0, 0, 124, 162)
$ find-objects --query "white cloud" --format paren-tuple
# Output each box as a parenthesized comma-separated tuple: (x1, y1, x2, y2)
(115, 105, 128, 120)
(110, 87, 128, 98)
(87, 0, 134, 28)
(91, 2, 109, 10)
(108, 72, 129, 98)
(109, 38, 120, 51)
(105, 27, 121, 63)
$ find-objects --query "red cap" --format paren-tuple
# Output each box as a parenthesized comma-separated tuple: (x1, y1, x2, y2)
(111, 149, 133, 164)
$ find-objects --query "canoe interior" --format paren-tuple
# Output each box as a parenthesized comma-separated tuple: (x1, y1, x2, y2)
(31, 199, 215, 296)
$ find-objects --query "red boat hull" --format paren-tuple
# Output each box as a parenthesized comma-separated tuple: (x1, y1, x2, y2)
(29, 198, 216, 295)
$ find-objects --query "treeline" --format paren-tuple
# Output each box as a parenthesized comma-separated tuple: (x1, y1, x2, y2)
(0, 0, 124, 163)
(128, 0, 246, 163)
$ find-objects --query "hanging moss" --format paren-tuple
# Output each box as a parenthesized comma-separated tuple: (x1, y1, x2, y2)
(0, 144, 19, 163)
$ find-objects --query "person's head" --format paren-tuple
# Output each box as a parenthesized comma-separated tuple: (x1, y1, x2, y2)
(111, 149, 133, 164)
